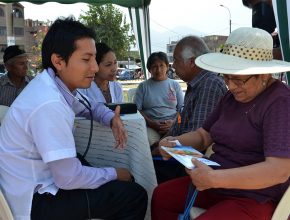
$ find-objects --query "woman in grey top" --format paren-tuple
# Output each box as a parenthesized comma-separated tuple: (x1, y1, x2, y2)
(134, 52, 184, 146)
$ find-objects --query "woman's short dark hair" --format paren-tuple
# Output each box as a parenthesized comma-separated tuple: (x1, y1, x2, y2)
(95, 42, 114, 64)
(146, 52, 169, 71)
(42, 17, 96, 73)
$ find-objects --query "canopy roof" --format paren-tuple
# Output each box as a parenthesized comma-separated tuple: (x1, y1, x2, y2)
(2, 0, 151, 7)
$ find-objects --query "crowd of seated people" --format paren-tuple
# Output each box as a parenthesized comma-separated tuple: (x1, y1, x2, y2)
(152, 27, 290, 220)
(1, 2, 290, 219)
(0, 17, 147, 220)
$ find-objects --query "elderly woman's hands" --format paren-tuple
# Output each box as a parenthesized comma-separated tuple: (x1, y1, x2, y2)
(111, 106, 128, 149)
(158, 136, 178, 160)
(186, 159, 215, 191)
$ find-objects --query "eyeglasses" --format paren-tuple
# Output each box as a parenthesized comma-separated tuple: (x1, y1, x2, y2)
(223, 75, 254, 87)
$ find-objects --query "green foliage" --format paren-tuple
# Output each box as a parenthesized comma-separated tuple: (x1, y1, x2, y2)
(30, 27, 47, 72)
(80, 4, 135, 60)
(129, 50, 140, 61)
(218, 43, 225, 52)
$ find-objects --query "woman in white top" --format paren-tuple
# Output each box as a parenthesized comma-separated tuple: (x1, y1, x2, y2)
(80, 42, 123, 103)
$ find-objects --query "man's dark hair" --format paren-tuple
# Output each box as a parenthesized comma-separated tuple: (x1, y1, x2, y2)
(242, 0, 276, 34)
(242, 0, 251, 8)
(242, 0, 278, 47)
(42, 17, 96, 72)
(95, 42, 114, 64)
(252, 2, 276, 34)
(146, 52, 169, 71)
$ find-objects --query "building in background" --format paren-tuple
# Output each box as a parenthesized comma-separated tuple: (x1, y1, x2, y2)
(0, 3, 25, 69)
(203, 35, 227, 52)
(166, 40, 178, 63)
(24, 19, 49, 73)
(0, 3, 47, 73)
(24, 19, 47, 53)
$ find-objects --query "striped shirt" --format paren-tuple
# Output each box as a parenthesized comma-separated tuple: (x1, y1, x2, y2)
(169, 70, 227, 136)
(0, 73, 32, 106)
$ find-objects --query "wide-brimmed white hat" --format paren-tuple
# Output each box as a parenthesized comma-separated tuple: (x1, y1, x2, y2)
(195, 27, 290, 75)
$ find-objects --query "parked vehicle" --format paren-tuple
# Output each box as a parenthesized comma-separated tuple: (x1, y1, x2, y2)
(118, 70, 134, 80)
(116, 68, 125, 77)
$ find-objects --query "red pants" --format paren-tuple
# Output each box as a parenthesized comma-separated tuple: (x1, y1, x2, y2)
(151, 176, 276, 220)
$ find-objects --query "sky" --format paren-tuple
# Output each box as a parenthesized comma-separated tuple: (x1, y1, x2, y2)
(149, 0, 252, 35)
(20, 0, 252, 51)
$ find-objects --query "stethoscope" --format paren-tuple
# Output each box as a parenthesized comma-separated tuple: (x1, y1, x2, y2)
(55, 76, 93, 161)
(54, 75, 95, 219)
(76, 91, 93, 160)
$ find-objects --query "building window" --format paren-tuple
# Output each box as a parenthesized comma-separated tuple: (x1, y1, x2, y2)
(13, 8, 23, 18)
(0, 8, 4, 17)
(14, 27, 24, 36)
(0, 26, 6, 36)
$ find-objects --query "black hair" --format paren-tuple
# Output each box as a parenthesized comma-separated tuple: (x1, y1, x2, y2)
(252, 2, 276, 34)
(42, 17, 96, 72)
(146, 52, 169, 71)
(95, 42, 114, 64)
(242, 0, 251, 8)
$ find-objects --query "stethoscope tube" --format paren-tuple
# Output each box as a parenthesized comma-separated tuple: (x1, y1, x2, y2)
(76, 91, 93, 160)
(55, 75, 93, 161)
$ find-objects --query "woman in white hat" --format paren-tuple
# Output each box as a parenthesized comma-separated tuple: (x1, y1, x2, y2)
(151, 27, 290, 220)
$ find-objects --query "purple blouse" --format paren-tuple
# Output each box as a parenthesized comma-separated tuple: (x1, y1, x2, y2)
(203, 80, 290, 203)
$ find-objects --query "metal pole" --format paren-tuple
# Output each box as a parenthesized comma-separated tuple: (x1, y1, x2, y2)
(128, 46, 130, 70)
(220, 4, 232, 34)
